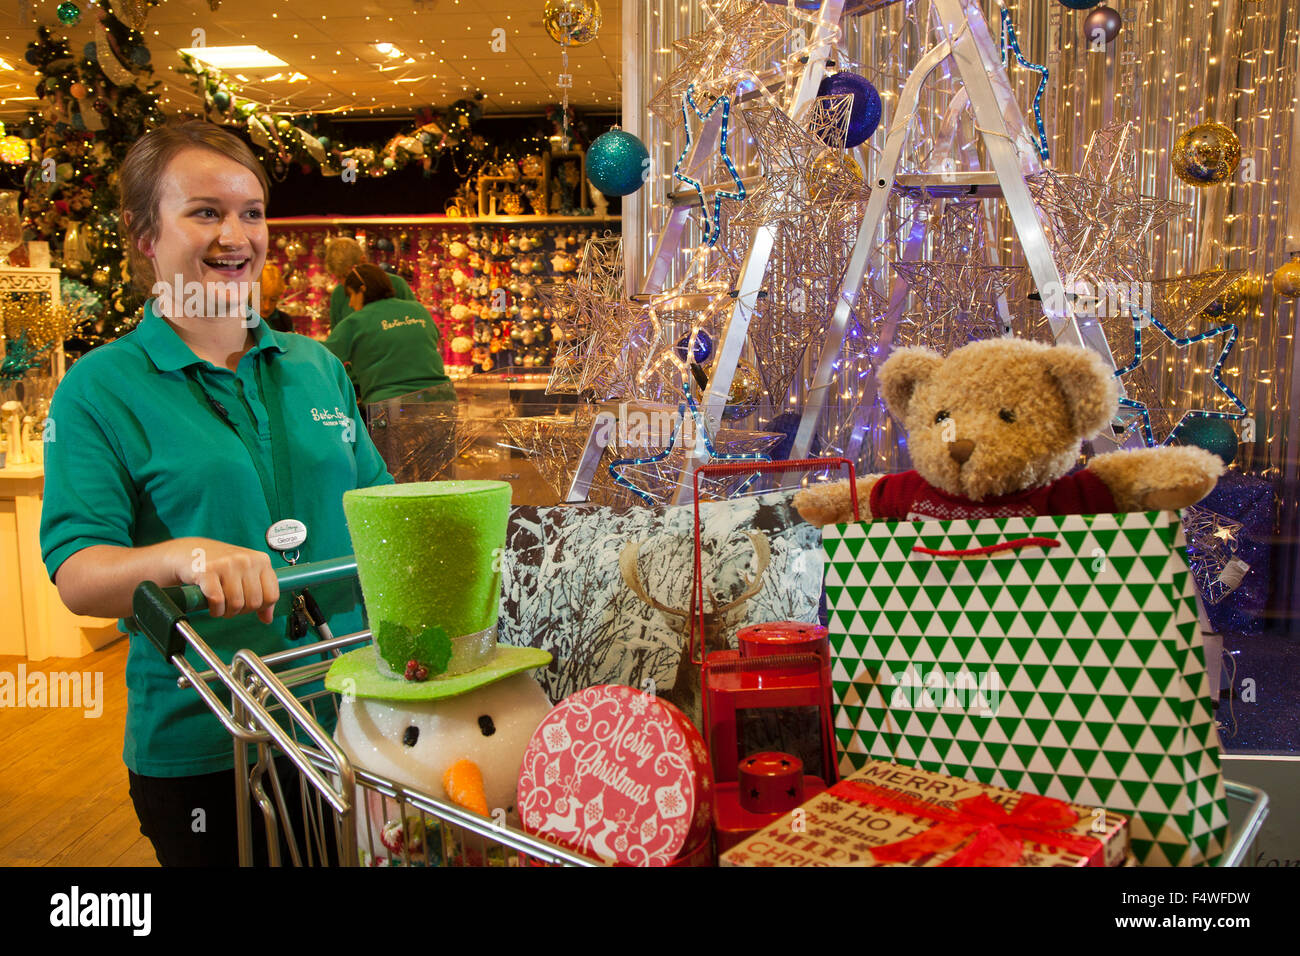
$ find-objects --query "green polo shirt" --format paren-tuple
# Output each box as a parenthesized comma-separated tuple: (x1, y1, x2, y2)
(328, 272, 415, 330)
(324, 297, 455, 405)
(41, 300, 394, 777)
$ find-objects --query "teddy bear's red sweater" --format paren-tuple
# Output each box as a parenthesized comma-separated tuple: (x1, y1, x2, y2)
(869, 469, 1117, 521)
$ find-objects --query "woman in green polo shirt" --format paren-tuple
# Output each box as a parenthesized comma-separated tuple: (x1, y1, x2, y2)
(324, 235, 416, 332)
(325, 263, 456, 406)
(39, 120, 394, 866)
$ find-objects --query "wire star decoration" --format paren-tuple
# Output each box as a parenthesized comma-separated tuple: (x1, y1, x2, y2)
(722, 95, 873, 404)
(892, 199, 1026, 354)
(609, 385, 774, 504)
(731, 95, 869, 232)
(1095, 269, 1245, 370)
(1027, 123, 1188, 292)
(1181, 503, 1248, 604)
(541, 235, 638, 399)
(500, 405, 781, 507)
(646, 0, 827, 124)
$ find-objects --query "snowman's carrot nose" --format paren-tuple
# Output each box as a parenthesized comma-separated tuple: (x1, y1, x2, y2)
(443, 759, 489, 817)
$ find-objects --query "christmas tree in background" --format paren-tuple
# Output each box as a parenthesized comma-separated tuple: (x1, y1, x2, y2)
(17, 1, 165, 338)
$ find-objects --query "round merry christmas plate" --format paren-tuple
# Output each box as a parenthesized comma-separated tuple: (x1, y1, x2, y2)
(516, 685, 713, 866)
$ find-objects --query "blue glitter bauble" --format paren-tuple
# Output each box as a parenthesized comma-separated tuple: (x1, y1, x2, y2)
(586, 128, 649, 197)
(130, 45, 151, 67)
(815, 72, 882, 148)
(763, 411, 822, 461)
(1058, 0, 1100, 9)
(1171, 417, 1239, 465)
(674, 330, 713, 365)
(57, 2, 81, 25)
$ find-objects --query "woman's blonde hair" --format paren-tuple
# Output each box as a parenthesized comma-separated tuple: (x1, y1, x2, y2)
(118, 120, 271, 294)
(260, 261, 285, 299)
(325, 235, 364, 280)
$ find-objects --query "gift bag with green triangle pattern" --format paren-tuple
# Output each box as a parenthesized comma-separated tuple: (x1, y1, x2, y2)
(823, 510, 1229, 866)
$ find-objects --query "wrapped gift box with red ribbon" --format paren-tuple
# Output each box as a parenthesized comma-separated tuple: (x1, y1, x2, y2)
(517, 685, 713, 866)
(721, 759, 1129, 867)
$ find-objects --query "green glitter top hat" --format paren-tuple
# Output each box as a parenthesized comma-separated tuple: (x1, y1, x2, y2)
(326, 480, 550, 701)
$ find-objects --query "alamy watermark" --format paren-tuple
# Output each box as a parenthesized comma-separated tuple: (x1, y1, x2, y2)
(593, 403, 710, 454)
(151, 273, 262, 325)
(50, 886, 150, 936)
(0, 664, 103, 718)
(1036, 280, 1154, 319)
(886, 665, 1002, 718)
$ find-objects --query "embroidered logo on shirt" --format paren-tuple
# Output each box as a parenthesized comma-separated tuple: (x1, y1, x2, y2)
(380, 317, 426, 331)
(311, 407, 351, 426)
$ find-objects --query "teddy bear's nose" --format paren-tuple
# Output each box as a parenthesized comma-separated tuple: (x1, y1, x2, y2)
(948, 439, 975, 464)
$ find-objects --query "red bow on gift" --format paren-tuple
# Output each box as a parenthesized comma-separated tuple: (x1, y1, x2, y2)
(838, 779, 1105, 867)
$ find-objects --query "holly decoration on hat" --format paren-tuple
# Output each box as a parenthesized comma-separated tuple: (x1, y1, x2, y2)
(377, 621, 452, 680)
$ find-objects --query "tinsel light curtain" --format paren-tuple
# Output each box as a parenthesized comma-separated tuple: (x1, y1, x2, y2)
(625, 0, 1298, 472)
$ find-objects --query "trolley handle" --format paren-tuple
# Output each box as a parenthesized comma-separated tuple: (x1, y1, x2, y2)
(129, 555, 361, 655)
(136, 555, 361, 630)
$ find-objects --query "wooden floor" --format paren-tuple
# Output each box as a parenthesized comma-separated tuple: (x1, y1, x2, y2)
(0, 639, 159, 867)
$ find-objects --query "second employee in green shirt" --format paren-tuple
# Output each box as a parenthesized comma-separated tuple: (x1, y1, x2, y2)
(325, 263, 456, 406)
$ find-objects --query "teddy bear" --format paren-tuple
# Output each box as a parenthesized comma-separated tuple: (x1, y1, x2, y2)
(793, 338, 1225, 526)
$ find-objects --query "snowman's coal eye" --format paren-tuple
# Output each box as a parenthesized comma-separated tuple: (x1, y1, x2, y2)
(402, 725, 419, 747)
(478, 715, 496, 737)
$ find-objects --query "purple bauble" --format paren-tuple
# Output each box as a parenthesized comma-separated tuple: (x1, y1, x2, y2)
(1083, 5, 1122, 48)
(815, 72, 882, 148)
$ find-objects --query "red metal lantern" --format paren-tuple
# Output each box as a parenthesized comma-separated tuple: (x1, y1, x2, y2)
(704, 622, 838, 852)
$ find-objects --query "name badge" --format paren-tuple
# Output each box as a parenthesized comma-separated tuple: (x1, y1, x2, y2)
(267, 518, 308, 553)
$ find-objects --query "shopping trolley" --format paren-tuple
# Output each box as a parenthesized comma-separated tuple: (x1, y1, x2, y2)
(130, 557, 598, 867)
(131, 556, 1268, 867)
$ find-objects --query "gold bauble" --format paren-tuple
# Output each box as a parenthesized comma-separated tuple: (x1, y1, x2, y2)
(1201, 271, 1261, 317)
(1273, 257, 1300, 298)
(1171, 121, 1241, 187)
(0, 136, 30, 164)
(543, 0, 602, 47)
(809, 149, 863, 202)
(722, 360, 763, 420)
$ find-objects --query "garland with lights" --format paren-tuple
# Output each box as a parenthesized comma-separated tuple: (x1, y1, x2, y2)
(178, 53, 496, 182)
(177, 55, 596, 187)
(11, 6, 167, 333)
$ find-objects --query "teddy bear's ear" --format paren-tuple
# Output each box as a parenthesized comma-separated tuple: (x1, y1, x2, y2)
(1041, 345, 1120, 440)
(879, 347, 944, 420)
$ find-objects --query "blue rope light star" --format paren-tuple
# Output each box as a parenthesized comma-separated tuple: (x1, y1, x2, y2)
(607, 382, 774, 504)
(1113, 306, 1247, 447)
(681, 383, 771, 495)
(999, 7, 1051, 162)
(608, 407, 684, 505)
(673, 84, 747, 246)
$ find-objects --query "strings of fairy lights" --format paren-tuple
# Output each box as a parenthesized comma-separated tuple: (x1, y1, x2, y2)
(630, 0, 1298, 479)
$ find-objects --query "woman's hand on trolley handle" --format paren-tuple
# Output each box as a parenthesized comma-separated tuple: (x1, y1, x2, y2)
(55, 537, 281, 625)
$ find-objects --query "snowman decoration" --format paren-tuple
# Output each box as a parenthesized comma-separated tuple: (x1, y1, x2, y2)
(334, 667, 552, 866)
(327, 480, 554, 865)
